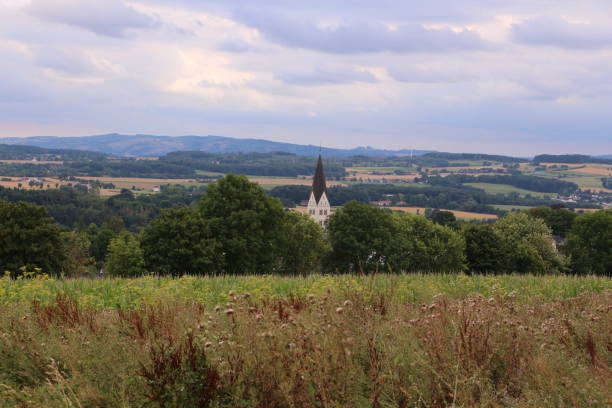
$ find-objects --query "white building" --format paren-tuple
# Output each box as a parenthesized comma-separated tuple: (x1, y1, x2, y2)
(307, 155, 331, 227)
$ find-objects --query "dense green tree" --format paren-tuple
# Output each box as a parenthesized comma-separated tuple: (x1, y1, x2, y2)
(197, 174, 285, 274)
(61, 231, 91, 277)
(0, 200, 65, 276)
(429, 209, 458, 229)
(493, 212, 566, 274)
(141, 208, 221, 276)
(105, 232, 146, 277)
(391, 213, 465, 272)
(527, 206, 577, 237)
(565, 210, 612, 275)
(275, 211, 330, 275)
(462, 225, 509, 274)
(326, 201, 396, 273)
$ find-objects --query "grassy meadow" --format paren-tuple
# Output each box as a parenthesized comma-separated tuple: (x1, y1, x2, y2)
(1, 274, 611, 407)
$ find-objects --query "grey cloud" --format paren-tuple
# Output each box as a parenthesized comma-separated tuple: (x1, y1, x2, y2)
(277, 67, 378, 85)
(388, 66, 473, 83)
(35, 48, 100, 75)
(28, 0, 157, 38)
(512, 16, 612, 49)
(233, 9, 490, 54)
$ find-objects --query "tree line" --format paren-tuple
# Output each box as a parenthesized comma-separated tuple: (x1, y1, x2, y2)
(1, 175, 610, 277)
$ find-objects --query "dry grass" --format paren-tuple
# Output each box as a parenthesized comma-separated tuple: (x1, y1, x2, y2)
(0, 288, 609, 407)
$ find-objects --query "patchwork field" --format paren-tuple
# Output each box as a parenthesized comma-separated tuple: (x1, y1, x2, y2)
(0, 274, 610, 407)
(388, 206, 499, 220)
(464, 182, 551, 198)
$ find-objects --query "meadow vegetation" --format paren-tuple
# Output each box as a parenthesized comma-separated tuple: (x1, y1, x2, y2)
(0, 274, 610, 407)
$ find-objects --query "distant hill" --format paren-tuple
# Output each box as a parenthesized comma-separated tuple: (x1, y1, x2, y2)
(0, 144, 106, 161)
(596, 155, 612, 160)
(533, 154, 612, 165)
(0, 134, 432, 158)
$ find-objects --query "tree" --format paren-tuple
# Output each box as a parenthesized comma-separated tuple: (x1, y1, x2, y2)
(493, 212, 566, 274)
(462, 224, 509, 274)
(565, 210, 612, 276)
(429, 209, 458, 229)
(275, 211, 330, 275)
(327, 201, 396, 273)
(197, 174, 285, 274)
(141, 208, 221, 276)
(61, 231, 91, 277)
(391, 213, 465, 272)
(105, 232, 146, 277)
(0, 200, 65, 276)
(527, 206, 577, 238)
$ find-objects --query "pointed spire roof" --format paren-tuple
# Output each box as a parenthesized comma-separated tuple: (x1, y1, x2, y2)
(311, 155, 327, 203)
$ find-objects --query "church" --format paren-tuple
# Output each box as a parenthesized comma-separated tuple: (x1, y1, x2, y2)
(307, 155, 331, 227)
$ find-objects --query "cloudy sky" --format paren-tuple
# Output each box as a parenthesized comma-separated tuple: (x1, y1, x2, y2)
(1, 0, 611, 155)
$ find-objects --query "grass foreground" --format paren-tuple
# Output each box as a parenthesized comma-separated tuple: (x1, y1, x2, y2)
(0, 274, 610, 407)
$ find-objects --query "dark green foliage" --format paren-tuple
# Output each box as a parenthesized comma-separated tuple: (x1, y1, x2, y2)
(0, 200, 65, 275)
(141, 209, 220, 276)
(198, 174, 286, 274)
(0, 184, 205, 231)
(326, 201, 396, 273)
(526, 206, 577, 237)
(429, 209, 458, 229)
(275, 212, 330, 275)
(462, 225, 509, 274)
(493, 213, 567, 274)
(533, 154, 612, 165)
(391, 213, 465, 272)
(565, 210, 612, 276)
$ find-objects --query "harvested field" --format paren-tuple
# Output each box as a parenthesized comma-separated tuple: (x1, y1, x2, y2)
(389, 206, 499, 220)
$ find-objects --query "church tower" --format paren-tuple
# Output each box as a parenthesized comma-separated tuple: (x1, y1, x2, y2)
(307, 155, 331, 227)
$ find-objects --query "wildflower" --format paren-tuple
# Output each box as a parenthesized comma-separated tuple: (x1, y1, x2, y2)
(335, 307, 343, 314)
(343, 300, 351, 307)
(225, 308, 234, 315)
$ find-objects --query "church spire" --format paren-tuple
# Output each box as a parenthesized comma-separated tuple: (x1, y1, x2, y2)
(311, 154, 327, 204)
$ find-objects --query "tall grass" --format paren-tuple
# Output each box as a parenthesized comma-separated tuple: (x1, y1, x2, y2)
(1, 273, 610, 309)
(0, 286, 610, 407)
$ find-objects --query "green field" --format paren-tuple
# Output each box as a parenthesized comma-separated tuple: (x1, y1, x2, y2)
(463, 182, 551, 198)
(1, 274, 610, 407)
(494, 204, 534, 211)
(1, 273, 610, 309)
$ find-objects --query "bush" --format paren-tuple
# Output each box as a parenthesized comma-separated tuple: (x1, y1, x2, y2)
(565, 209, 612, 275)
(105, 232, 146, 277)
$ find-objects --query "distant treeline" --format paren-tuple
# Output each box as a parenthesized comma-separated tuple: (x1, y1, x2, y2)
(426, 174, 578, 195)
(0, 149, 346, 179)
(0, 144, 106, 161)
(0, 184, 205, 230)
(270, 183, 593, 213)
(533, 154, 612, 165)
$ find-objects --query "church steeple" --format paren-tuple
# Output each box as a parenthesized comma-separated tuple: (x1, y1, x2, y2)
(307, 154, 331, 227)
(312, 155, 327, 204)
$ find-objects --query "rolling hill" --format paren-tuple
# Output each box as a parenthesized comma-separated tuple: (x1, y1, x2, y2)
(0, 134, 433, 158)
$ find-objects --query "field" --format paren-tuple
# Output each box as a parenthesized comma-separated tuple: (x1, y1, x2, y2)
(388, 206, 498, 220)
(522, 162, 612, 193)
(0, 274, 610, 407)
(463, 182, 551, 198)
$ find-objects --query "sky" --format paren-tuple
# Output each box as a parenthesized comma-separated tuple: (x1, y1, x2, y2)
(0, 0, 611, 156)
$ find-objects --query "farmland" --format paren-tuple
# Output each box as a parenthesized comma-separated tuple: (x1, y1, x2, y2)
(0, 274, 610, 407)
(463, 182, 551, 198)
